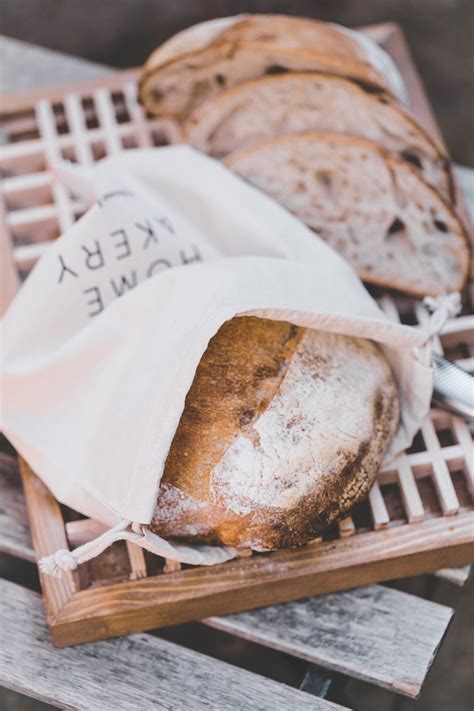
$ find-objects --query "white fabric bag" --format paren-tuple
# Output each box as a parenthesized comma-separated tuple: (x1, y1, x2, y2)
(1, 146, 453, 575)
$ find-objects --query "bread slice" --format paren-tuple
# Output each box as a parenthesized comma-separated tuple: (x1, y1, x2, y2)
(151, 316, 399, 550)
(225, 133, 469, 296)
(139, 14, 407, 120)
(183, 72, 453, 201)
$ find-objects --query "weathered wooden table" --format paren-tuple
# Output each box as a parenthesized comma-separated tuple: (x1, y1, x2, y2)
(0, 35, 472, 711)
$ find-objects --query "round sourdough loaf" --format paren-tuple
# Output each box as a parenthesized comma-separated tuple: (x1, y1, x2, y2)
(150, 316, 399, 550)
(139, 14, 406, 120)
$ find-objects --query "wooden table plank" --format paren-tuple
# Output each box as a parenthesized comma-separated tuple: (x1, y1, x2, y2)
(0, 579, 344, 711)
(0, 452, 34, 560)
(0, 452, 454, 697)
(207, 585, 453, 699)
(434, 566, 471, 587)
(0, 35, 112, 95)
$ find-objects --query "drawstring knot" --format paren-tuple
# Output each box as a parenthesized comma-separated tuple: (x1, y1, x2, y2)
(38, 518, 140, 577)
(423, 293, 461, 338)
(39, 548, 78, 575)
(412, 292, 462, 366)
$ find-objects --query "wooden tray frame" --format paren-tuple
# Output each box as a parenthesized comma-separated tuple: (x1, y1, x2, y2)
(1, 22, 473, 647)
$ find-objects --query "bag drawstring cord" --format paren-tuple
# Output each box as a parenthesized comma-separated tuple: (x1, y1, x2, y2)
(39, 518, 141, 577)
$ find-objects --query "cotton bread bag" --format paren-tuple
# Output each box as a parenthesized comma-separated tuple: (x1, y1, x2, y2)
(1, 146, 455, 575)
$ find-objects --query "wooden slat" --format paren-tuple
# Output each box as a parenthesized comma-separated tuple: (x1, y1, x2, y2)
(377, 294, 401, 323)
(0, 117, 167, 164)
(338, 517, 356, 538)
(66, 518, 107, 548)
(0, 579, 340, 711)
(421, 419, 460, 515)
(126, 540, 148, 580)
(13, 241, 52, 264)
(208, 584, 453, 699)
(437, 314, 474, 339)
(2, 170, 51, 197)
(35, 99, 75, 233)
(8, 202, 83, 230)
(0, 136, 46, 163)
(381, 443, 466, 478)
(396, 454, 425, 523)
(94, 88, 122, 153)
(368, 482, 390, 529)
(123, 81, 153, 147)
(451, 416, 474, 496)
(163, 558, 182, 573)
(64, 92, 95, 166)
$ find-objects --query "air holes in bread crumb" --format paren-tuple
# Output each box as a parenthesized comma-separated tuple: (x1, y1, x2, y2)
(150, 88, 163, 104)
(433, 219, 448, 233)
(264, 64, 289, 75)
(387, 217, 405, 238)
(386, 218, 415, 253)
(315, 171, 333, 195)
(400, 150, 423, 170)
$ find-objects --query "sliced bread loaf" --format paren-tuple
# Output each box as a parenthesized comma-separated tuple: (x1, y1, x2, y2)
(183, 72, 453, 201)
(225, 133, 469, 296)
(139, 14, 407, 120)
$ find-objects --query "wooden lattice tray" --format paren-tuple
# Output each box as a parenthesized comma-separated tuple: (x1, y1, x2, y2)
(1, 23, 473, 647)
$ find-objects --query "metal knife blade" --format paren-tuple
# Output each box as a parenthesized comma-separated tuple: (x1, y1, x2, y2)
(432, 352, 474, 423)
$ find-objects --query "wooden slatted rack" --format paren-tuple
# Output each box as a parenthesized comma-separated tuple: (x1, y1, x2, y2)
(0, 23, 473, 647)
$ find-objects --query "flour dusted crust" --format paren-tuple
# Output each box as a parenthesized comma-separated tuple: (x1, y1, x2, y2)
(225, 132, 469, 296)
(139, 14, 407, 119)
(151, 317, 399, 551)
(183, 72, 452, 200)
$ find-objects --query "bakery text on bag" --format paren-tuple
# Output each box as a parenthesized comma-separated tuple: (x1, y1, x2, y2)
(55, 197, 203, 318)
